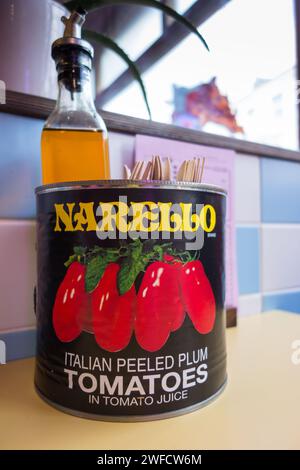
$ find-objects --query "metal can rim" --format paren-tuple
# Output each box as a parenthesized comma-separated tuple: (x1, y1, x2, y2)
(35, 179, 227, 196)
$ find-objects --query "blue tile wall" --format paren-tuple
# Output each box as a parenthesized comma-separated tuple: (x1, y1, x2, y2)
(0, 113, 43, 218)
(236, 227, 260, 295)
(261, 158, 300, 223)
(263, 291, 300, 315)
(0, 329, 36, 362)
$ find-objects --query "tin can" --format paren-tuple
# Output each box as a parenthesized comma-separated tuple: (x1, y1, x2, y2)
(35, 180, 227, 421)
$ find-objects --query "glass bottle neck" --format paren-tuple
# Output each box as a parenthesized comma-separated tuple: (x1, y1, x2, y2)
(44, 61, 106, 132)
(56, 69, 96, 113)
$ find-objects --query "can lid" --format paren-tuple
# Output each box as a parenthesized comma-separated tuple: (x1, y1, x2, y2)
(35, 180, 227, 196)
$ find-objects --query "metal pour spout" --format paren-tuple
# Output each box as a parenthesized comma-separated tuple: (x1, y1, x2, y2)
(61, 7, 87, 39)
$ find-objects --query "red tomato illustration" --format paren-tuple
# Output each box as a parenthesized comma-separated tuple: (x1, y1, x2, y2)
(78, 296, 93, 334)
(92, 263, 135, 352)
(135, 261, 184, 352)
(162, 254, 185, 331)
(180, 260, 216, 334)
(53, 262, 89, 342)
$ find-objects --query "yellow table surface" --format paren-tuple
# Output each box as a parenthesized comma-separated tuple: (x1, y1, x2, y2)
(1, 311, 300, 450)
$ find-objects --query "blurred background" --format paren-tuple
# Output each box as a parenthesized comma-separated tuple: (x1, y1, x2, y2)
(87, 0, 298, 151)
(1, 0, 298, 149)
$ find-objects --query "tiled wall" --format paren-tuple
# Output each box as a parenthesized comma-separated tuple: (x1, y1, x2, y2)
(236, 155, 300, 316)
(0, 113, 300, 362)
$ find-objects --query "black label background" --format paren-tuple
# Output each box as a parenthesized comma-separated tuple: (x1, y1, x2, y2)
(35, 187, 227, 416)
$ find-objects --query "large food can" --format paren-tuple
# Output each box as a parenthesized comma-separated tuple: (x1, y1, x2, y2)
(35, 180, 227, 421)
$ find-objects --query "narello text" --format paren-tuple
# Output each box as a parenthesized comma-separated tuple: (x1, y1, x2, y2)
(54, 199, 216, 234)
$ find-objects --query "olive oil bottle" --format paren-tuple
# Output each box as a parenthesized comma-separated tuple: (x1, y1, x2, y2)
(41, 8, 110, 185)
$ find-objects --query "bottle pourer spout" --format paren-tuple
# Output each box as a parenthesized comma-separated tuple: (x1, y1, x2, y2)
(52, 6, 93, 65)
(61, 7, 87, 39)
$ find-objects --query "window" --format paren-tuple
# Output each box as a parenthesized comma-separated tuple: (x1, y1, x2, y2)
(98, 6, 162, 91)
(99, 0, 298, 150)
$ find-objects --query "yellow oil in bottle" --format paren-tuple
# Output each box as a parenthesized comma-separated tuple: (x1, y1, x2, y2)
(41, 128, 110, 185)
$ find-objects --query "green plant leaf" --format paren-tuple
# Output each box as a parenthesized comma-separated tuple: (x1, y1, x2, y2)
(64, 254, 79, 268)
(117, 239, 144, 294)
(118, 256, 145, 295)
(66, 0, 208, 51)
(117, 258, 138, 295)
(84, 30, 152, 119)
(73, 246, 86, 256)
(85, 255, 110, 292)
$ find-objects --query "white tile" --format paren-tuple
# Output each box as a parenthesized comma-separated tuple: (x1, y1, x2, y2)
(235, 154, 261, 223)
(109, 132, 135, 178)
(262, 225, 300, 292)
(0, 220, 36, 330)
(238, 294, 262, 316)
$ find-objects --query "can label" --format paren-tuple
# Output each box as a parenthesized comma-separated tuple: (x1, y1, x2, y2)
(35, 187, 226, 418)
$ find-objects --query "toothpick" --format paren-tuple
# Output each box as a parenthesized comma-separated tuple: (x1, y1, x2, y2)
(199, 157, 205, 183)
(177, 161, 186, 181)
(195, 158, 201, 182)
(136, 161, 146, 180)
(164, 157, 171, 180)
(150, 156, 155, 180)
(142, 161, 152, 180)
(157, 155, 163, 181)
(124, 165, 131, 180)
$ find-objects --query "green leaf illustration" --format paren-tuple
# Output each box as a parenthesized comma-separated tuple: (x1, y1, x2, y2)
(85, 255, 110, 292)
